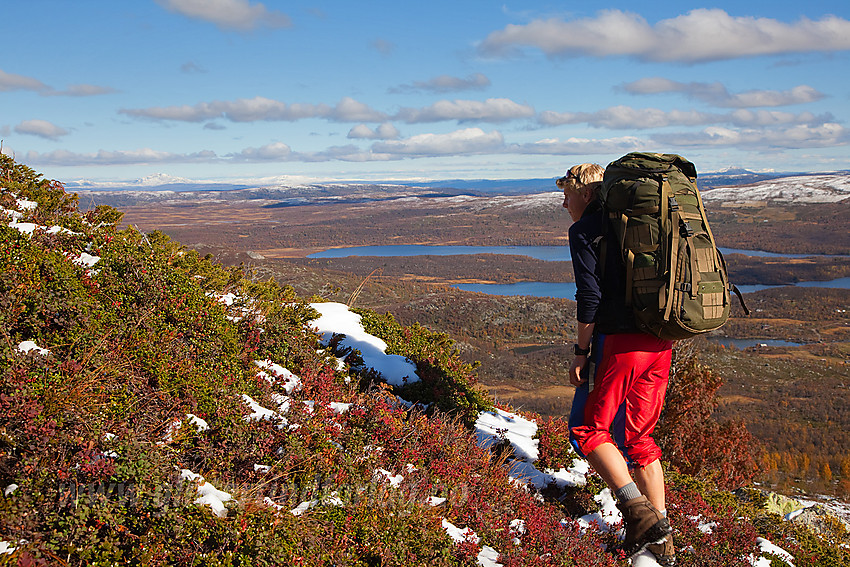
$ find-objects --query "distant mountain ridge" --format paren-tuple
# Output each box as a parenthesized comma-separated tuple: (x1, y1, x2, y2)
(68, 169, 850, 209)
(702, 171, 850, 203)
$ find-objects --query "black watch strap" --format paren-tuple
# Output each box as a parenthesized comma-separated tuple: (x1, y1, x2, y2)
(574, 343, 590, 356)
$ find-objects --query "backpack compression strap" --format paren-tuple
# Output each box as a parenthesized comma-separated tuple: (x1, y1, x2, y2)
(660, 175, 678, 322)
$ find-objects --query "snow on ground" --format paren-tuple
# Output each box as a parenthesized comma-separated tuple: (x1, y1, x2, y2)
(254, 359, 301, 394)
(474, 408, 590, 490)
(179, 469, 232, 518)
(702, 172, 850, 203)
(0, 190, 820, 565)
(309, 302, 419, 386)
(442, 519, 502, 567)
(17, 341, 50, 356)
(70, 251, 101, 268)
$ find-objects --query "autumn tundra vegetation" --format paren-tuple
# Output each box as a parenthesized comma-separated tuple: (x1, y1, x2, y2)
(1, 154, 848, 565)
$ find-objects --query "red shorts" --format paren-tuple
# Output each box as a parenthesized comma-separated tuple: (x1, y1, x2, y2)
(570, 333, 672, 467)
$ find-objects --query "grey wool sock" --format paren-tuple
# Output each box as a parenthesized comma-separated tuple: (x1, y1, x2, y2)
(614, 481, 642, 503)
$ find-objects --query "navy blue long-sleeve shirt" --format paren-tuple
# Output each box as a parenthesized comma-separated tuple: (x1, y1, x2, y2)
(568, 199, 637, 334)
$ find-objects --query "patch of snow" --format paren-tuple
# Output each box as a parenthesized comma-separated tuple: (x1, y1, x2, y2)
(254, 359, 301, 393)
(241, 394, 289, 427)
(17, 341, 49, 356)
(755, 538, 795, 566)
(374, 468, 404, 488)
(698, 521, 718, 534)
(441, 520, 502, 567)
(186, 414, 209, 431)
(703, 172, 850, 203)
(7, 219, 78, 236)
(309, 302, 418, 386)
(290, 500, 318, 516)
(0, 206, 23, 221)
(71, 252, 101, 268)
(578, 488, 621, 533)
(442, 518, 480, 544)
(179, 469, 232, 518)
(475, 408, 538, 462)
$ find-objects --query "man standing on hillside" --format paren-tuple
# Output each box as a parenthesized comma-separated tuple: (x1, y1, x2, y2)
(558, 163, 675, 565)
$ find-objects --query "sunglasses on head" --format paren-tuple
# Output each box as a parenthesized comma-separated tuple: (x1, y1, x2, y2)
(556, 169, 579, 185)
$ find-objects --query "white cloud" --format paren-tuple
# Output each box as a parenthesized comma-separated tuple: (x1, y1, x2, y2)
(372, 128, 505, 156)
(331, 97, 387, 122)
(390, 73, 491, 94)
(155, 0, 291, 31)
(478, 9, 850, 63)
(14, 120, 69, 140)
(538, 105, 831, 130)
(539, 106, 718, 129)
(727, 109, 834, 127)
(43, 84, 118, 97)
(511, 136, 646, 155)
(230, 142, 292, 161)
(0, 69, 49, 92)
(621, 78, 826, 108)
(23, 148, 217, 166)
(395, 98, 534, 123)
(653, 123, 849, 149)
(229, 143, 393, 163)
(311, 145, 394, 163)
(348, 123, 400, 140)
(0, 69, 115, 97)
(120, 96, 385, 123)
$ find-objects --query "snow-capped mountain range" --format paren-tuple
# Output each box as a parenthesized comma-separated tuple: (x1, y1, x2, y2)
(701, 172, 850, 203)
(66, 170, 850, 208)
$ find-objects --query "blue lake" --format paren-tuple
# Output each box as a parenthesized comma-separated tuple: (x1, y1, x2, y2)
(309, 244, 842, 262)
(708, 337, 804, 349)
(454, 281, 577, 299)
(455, 278, 850, 298)
(309, 244, 571, 262)
(308, 245, 850, 298)
(737, 277, 850, 294)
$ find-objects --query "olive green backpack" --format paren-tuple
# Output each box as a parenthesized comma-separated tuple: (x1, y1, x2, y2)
(600, 152, 748, 340)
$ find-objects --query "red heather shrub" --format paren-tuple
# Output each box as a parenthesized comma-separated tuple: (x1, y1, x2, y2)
(664, 473, 762, 566)
(534, 415, 574, 471)
(656, 344, 759, 489)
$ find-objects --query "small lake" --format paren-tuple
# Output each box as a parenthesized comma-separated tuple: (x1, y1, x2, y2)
(308, 245, 850, 298)
(736, 277, 850, 294)
(309, 244, 844, 262)
(454, 281, 577, 299)
(454, 277, 850, 298)
(309, 244, 571, 262)
(708, 337, 804, 349)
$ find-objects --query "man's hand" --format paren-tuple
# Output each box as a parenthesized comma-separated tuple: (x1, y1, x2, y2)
(569, 355, 587, 386)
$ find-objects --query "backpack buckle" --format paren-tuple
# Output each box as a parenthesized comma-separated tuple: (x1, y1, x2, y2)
(668, 196, 679, 211)
(680, 222, 694, 237)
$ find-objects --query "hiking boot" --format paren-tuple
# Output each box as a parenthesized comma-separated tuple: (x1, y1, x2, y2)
(647, 534, 676, 566)
(616, 495, 672, 557)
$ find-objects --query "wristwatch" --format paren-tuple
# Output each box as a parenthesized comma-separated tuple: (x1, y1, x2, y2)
(573, 343, 590, 356)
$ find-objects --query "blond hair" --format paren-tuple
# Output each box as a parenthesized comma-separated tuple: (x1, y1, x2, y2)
(557, 163, 604, 195)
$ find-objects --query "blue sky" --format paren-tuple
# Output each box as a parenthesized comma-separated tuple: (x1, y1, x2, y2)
(2, 1, 849, 183)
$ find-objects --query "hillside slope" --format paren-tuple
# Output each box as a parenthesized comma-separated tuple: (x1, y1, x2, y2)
(1, 156, 847, 566)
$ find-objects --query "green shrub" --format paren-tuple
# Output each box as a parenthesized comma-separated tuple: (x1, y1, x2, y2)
(2, 155, 848, 566)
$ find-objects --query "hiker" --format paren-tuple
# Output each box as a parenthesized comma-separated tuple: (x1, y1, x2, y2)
(558, 163, 675, 565)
